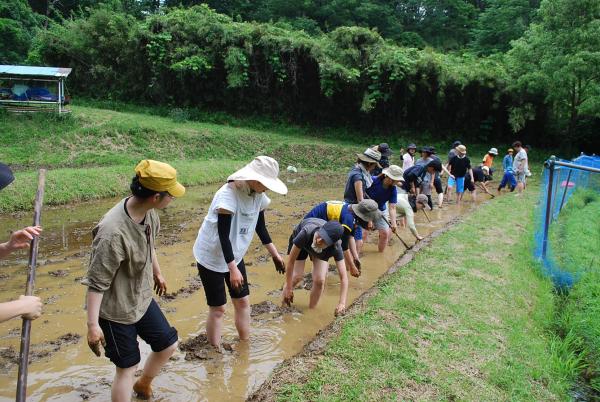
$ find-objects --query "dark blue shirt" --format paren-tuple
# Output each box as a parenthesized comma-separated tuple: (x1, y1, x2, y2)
(366, 176, 398, 211)
(401, 164, 427, 192)
(343, 165, 365, 203)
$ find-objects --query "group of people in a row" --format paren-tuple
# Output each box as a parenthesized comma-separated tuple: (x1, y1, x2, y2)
(0, 139, 531, 401)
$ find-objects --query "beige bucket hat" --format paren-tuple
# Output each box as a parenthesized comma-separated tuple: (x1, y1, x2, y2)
(227, 156, 288, 195)
(382, 165, 404, 181)
(456, 145, 467, 155)
(356, 148, 382, 168)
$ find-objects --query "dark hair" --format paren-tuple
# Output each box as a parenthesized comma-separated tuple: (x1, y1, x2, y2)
(130, 176, 169, 199)
(512, 141, 522, 148)
(356, 216, 369, 229)
(427, 159, 442, 172)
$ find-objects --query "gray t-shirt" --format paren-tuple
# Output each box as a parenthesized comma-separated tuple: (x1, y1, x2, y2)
(291, 218, 344, 262)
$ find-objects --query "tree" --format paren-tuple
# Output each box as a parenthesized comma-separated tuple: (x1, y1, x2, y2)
(0, 0, 40, 64)
(471, 0, 540, 55)
(507, 0, 600, 142)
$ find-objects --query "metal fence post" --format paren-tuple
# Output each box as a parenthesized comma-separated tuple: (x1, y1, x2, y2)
(542, 156, 556, 259)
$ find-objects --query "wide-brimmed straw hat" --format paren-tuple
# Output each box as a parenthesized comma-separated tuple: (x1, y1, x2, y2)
(456, 145, 467, 155)
(356, 148, 382, 168)
(228, 156, 288, 195)
(382, 165, 404, 181)
(0, 162, 15, 191)
(488, 147, 498, 155)
(353, 199, 381, 222)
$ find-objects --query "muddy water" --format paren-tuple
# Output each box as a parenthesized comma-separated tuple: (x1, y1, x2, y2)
(0, 174, 473, 401)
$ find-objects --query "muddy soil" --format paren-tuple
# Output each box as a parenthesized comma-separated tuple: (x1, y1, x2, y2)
(0, 174, 480, 401)
(0, 333, 81, 371)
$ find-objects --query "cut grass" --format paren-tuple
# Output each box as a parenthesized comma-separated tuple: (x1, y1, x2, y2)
(551, 189, 600, 394)
(272, 187, 573, 401)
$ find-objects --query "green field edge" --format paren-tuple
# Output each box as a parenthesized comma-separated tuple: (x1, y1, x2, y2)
(273, 187, 575, 401)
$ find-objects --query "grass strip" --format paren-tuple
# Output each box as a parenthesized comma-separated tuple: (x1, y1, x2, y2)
(551, 189, 600, 394)
(0, 160, 244, 213)
(271, 188, 572, 401)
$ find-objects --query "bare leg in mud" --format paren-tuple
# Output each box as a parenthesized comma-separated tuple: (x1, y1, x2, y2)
(112, 367, 136, 402)
(133, 343, 178, 398)
(207, 306, 225, 346)
(309, 260, 328, 308)
(232, 296, 250, 341)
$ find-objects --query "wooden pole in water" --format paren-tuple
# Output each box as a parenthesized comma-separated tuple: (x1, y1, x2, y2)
(381, 216, 412, 249)
(422, 209, 431, 222)
(16, 169, 46, 402)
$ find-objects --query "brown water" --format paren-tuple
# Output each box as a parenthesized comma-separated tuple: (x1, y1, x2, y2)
(0, 175, 472, 401)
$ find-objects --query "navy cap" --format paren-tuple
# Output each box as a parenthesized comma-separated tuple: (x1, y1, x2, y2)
(318, 221, 344, 247)
(378, 143, 392, 157)
(0, 163, 15, 191)
(452, 141, 462, 148)
(407, 143, 417, 149)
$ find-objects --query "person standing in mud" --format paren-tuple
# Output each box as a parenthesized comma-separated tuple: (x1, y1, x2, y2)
(344, 147, 382, 254)
(304, 199, 381, 277)
(402, 143, 417, 170)
(193, 156, 287, 348)
(447, 145, 473, 206)
(0, 162, 43, 323)
(364, 165, 403, 252)
(83, 160, 185, 401)
(282, 219, 347, 315)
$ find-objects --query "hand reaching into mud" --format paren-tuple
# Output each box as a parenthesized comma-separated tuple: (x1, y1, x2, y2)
(153, 273, 167, 296)
(282, 286, 294, 307)
(334, 303, 346, 317)
(87, 324, 106, 357)
(350, 258, 362, 277)
(273, 255, 286, 275)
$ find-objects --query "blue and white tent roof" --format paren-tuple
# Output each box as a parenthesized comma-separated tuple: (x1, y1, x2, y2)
(0, 65, 72, 78)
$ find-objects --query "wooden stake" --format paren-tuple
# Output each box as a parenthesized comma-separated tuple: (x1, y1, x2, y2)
(16, 169, 46, 402)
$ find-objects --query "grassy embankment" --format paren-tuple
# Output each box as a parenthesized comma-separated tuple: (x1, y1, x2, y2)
(0, 106, 361, 212)
(550, 189, 600, 393)
(267, 187, 575, 401)
(0, 104, 502, 213)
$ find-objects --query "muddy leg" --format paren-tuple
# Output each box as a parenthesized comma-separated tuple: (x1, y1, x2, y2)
(309, 259, 328, 308)
(232, 296, 250, 341)
(291, 259, 306, 288)
(134, 342, 177, 399)
(206, 305, 225, 346)
(377, 228, 390, 252)
(112, 366, 136, 402)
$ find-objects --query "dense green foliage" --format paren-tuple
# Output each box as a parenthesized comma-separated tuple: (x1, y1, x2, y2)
(0, 0, 41, 63)
(3, 0, 599, 151)
(34, 5, 519, 143)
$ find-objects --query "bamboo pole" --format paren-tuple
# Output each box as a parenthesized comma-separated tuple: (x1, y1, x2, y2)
(16, 169, 46, 402)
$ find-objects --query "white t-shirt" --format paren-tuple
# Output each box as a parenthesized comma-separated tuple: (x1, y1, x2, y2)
(402, 153, 414, 170)
(513, 149, 528, 173)
(193, 183, 270, 273)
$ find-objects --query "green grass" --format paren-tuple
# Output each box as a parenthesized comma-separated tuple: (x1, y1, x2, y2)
(550, 189, 600, 394)
(0, 104, 528, 212)
(275, 187, 573, 401)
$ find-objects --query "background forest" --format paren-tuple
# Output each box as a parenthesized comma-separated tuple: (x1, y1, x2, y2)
(2, 0, 599, 152)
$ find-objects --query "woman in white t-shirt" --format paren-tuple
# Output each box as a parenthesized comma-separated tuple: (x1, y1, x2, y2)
(193, 156, 287, 347)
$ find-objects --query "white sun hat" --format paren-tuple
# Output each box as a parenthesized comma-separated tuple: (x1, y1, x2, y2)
(488, 147, 498, 155)
(227, 156, 288, 195)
